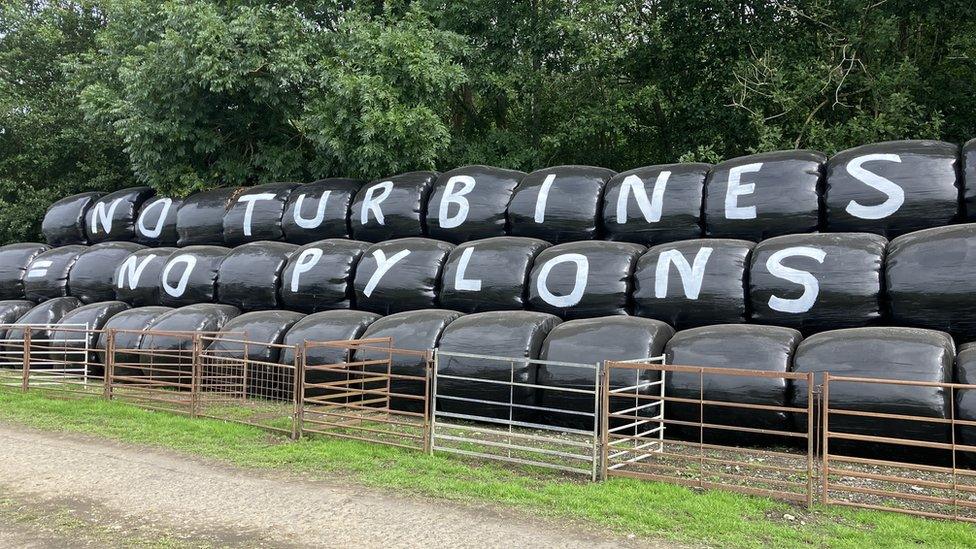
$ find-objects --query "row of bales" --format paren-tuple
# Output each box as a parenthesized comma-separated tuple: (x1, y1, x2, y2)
(41, 140, 976, 250)
(0, 297, 972, 463)
(3, 226, 976, 339)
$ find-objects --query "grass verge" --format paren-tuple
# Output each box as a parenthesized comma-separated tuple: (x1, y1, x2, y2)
(1, 388, 974, 548)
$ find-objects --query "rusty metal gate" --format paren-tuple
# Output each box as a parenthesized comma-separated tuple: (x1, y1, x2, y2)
(603, 360, 817, 507)
(299, 337, 431, 450)
(0, 324, 103, 398)
(822, 373, 976, 522)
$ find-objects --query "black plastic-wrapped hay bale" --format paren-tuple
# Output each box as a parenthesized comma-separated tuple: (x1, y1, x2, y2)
(279, 239, 369, 313)
(791, 327, 954, 462)
(633, 239, 754, 329)
(704, 150, 824, 241)
(84, 187, 156, 243)
(440, 236, 550, 313)
(527, 241, 644, 319)
(206, 310, 305, 398)
(358, 309, 463, 412)
(350, 172, 437, 242)
(0, 301, 36, 345)
(0, 243, 50, 300)
(826, 140, 960, 237)
(886, 224, 976, 341)
(665, 324, 802, 445)
(436, 311, 561, 421)
(113, 247, 177, 306)
(94, 306, 172, 377)
(139, 303, 241, 379)
(965, 138, 976, 220)
(68, 242, 146, 304)
(281, 178, 363, 243)
(507, 165, 615, 243)
(749, 233, 887, 333)
(23, 245, 87, 302)
(50, 301, 131, 373)
(602, 163, 708, 245)
(159, 246, 231, 307)
(42, 192, 103, 246)
(176, 187, 245, 246)
(222, 183, 297, 245)
(5, 297, 82, 345)
(353, 237, 454, 315)
(279, 310, 382, 381)
(134, 196, 181, 246)
(426, 165, 525, 243)
(215, 241, 297, 311)
(537, 316, 674, 429)
(956, 346, 976, 465)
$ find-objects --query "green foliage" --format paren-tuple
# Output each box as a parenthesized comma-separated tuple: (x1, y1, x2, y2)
(3, 1, 976, 243)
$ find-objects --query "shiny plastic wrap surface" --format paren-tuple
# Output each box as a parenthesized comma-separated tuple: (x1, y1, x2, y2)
(704, 150, 824, 241)
(84, 187, 156, 243)
(93, 305, 172, 374)
(279, 309, 382, 367)
(749, 233, 887, 333)
(507, 165, 615, 243)
(0, 300, 36, 342)
(133, 196, 181, 246)
(68, 242, 146, 304)
(279, 239, 368, 312)
(42, 192, 103, 246)
(222, 183, 297, 245)
(205, 310, 305, 363)
(527, 240, 644, 319)
(215, 241, 297, 311)
(50, 301, 131, 371)
(436, 311, 561, 421)
(633, 238, 754, 329)
(158, 246, 231, 307)
(425, 165, 525, 243)
(0, 243, 50, 300)
(139, 304, 241, 373)
(350, 172, 437, 242)
(791, 327, 954, 460)
(439, 236, 550, 313)
(176, 187, 245, 246)
(113, 247, 177, 306)
(281, 178, 363, 243)
(5, 297, 82, 343)
(537, 316, 674, 428)
(602, 163, 708, 245)
(955, 346, 976, 464)
(23, 245, 87, 302)
(826, 140, 960, 237)
(665, 324, 802, 444)
(886, 224, 976, 341)
(353, 237, 454, 315)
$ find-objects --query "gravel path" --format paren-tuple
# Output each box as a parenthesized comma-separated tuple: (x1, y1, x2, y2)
(0, 423, 671, 548)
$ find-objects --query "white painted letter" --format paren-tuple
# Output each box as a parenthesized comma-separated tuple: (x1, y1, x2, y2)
(237, 193, 276, 236)
(116, 254, 158, 290)
(91, 198, 123, 234)
(26, 260, 52, 279)
(438, 175, 476, 228)
(453, 247, 482, 291)
(362, 249, 410, 297)
(293, 192, 331, 229)
(844, 154, 904, 220)
(161, 254, 198, 298)
(534, 173, 557, 223)
(289, 248, 323, 292)
(725, 163, 762, 220)
(136, 198, 172, 239)
(535, 253, 589, 307)
(617, 172, 670, 223)
(360, 181, 394, 225)
(765, 246, 826, 313)
(654, 247, 713, 299)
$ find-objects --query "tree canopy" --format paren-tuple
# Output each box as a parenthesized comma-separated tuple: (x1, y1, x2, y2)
(2, 0, 975, 243)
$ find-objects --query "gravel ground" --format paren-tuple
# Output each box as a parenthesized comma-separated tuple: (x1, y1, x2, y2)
(0, 423, 671, 548)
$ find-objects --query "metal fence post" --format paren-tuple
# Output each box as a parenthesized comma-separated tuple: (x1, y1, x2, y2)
(821, 372, 830, 506)
(190, 333, 202, 417)
(428, 349, 439, 456)
(292, 343, 304, 440)
(598, 360, 610, 482)
(103, 330, 115, 400)
(805, 372, 815, 509)
(20, 329, 31, 392)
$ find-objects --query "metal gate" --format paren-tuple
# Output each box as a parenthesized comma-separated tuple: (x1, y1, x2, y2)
(603, 360, 817, 506)
(431, 350, 602, 479)
(0, 323, 101, 397)
(299, 337, 432, 450)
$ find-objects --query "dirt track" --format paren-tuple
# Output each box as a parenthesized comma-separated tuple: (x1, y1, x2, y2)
(0, 424, 668, 548)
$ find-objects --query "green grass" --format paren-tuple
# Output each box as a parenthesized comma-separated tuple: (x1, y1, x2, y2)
(1, 388, 974, 548)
